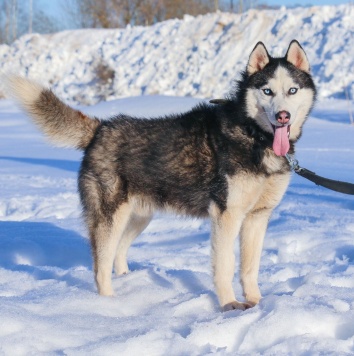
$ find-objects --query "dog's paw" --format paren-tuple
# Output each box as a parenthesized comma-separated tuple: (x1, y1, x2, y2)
(114, 262, 129, 276)
(243, 292, 261, 306)
(222, 300, 255, 311)
(98, 287, 115, 297)
(115, 270, 128, 277)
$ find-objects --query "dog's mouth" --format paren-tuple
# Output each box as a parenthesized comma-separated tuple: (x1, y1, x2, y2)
(272, 124, 290, 156)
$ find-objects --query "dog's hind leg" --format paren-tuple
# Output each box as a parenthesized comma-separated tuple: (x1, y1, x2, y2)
(239, 208, 272, 306)
(114, 213, 152, 276)
(89, 202, 133, 296)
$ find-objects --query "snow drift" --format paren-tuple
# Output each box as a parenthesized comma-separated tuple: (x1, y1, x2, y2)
(0, 4, 353, 105)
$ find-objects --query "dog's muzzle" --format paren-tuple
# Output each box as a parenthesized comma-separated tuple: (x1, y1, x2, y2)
(275, 110, 291, 125)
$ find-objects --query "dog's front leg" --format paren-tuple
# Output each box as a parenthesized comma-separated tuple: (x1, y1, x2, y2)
(239, 208, 272, 307)
(210, 205, 252, 311)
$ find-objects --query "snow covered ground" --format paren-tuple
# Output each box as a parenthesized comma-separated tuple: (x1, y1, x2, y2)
(1, 3, 354, 353)
(1, 95, 354, 355)
(0, 4, 353, 105)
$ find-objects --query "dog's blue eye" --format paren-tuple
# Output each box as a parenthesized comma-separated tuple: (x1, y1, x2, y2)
(263, 89, 273, 96)
(289, 88, 298, 95)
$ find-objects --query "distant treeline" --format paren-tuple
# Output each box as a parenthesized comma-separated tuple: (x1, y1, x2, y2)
(0, 0, 278, 45)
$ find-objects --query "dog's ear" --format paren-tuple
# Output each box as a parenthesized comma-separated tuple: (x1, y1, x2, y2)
(247, 42, 270, 75)
(286, 40, 310, 73)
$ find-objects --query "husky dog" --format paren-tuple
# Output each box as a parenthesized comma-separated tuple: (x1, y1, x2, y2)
(5, 40, 316, 311)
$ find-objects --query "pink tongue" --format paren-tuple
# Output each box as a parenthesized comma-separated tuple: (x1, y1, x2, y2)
(273, 126, 290, 156)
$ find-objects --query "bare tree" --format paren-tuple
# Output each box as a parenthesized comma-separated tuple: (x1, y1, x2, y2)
(0, 0, 21, 44)
(137, 0, 164, 26)
(222, 0, 259, 13)
(61, 0, 218, 30)
(0, 1, 11, 44)
(29, 0, 33, 34)
(0, 0, 58, 44)
(163, 0, 215, 20)
(11, 0, 17, 41)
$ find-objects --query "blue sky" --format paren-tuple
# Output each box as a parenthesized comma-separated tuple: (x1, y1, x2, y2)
(266, 0, 349, 5)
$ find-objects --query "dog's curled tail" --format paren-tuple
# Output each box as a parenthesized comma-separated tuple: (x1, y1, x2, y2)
(4, 76, 100, 150)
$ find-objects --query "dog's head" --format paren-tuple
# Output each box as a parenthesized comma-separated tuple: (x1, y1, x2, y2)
(245, 40, 316, 156)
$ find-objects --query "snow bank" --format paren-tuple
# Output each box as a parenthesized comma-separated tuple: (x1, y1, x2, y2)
(0, 5, 353, 105)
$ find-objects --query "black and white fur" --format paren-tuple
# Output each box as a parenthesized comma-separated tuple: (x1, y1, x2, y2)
(4, 40, 316, 311)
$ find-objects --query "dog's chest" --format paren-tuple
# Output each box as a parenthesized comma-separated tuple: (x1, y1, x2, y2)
(226, 171, 290, 212)
(262, 151, 285, 173)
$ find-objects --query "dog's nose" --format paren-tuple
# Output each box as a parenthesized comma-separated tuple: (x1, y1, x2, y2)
(275, 111, 291, 124)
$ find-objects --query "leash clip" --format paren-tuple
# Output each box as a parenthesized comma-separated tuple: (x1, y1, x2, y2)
(285, 153, 302, 173)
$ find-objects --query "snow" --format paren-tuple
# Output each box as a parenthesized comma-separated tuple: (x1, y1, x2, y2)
(0, 5, 353, 105)
(1, 3, 354, 354)
(1, 95, 354, 355)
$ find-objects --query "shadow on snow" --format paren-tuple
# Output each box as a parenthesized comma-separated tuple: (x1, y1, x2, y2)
(0, 156, 80, 172)
(0, 221, 91, 270)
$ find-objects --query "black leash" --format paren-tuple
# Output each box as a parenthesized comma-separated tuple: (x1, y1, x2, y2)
(285, 154, 354, 195)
